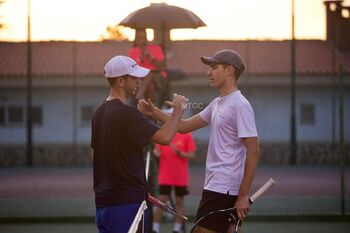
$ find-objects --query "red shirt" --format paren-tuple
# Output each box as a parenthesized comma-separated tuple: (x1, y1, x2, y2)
(128, 44, 165, 71)
(156, 133, 196, 186)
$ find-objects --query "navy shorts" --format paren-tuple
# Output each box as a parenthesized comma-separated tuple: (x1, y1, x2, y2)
(159, 185, 189, 197)
(96, 203, 146, 233)
(195, 189, 237, 232)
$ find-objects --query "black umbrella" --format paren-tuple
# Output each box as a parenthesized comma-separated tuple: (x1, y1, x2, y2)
(119, 3, 206, 30)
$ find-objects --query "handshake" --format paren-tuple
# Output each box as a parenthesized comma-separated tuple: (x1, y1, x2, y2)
(137, 93, 190, 145)
(138, 93, 189, 117)
(169, 93, 189, 111)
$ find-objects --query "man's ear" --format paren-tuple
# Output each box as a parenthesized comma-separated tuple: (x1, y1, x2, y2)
(116, 77, 126, 87)
(225, 64, 235, 75)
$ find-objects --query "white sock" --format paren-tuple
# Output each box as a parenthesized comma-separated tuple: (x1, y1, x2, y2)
(153, 222, 160, 233)
(173, 223, 182, 232)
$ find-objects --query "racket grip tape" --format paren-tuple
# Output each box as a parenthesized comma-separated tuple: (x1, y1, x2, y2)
(249, 178, 276, 203)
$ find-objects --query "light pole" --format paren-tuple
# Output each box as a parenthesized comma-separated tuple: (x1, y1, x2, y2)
(290, 0, 297, 164)
(26, 0, 33, 167)
(338, 65, 345, 215)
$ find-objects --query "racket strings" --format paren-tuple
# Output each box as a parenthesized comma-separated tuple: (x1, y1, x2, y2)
(195, 209, 240, 233)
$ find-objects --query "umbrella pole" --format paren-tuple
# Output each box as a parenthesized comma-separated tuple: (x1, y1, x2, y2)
(161, 23, 166, 51)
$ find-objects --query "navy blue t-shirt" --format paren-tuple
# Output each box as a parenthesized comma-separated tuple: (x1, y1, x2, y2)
(91, 99, 159, 208)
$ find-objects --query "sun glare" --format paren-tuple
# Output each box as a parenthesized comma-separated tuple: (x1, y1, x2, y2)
(0, 0, 343, 42)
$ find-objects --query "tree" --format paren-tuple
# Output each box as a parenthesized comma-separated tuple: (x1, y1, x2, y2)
(0, 0, 5, 30)
(100, 25, 128, 41)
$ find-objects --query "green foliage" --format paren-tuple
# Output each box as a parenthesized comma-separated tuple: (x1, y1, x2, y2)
(0, 0, 5, 29)
(100, 25, 128, 41)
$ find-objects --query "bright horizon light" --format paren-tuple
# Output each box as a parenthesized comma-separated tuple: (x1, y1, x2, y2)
(0, 0, 349, 42)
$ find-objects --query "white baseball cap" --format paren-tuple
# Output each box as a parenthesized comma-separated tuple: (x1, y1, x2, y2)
(104, 55, 150, 78)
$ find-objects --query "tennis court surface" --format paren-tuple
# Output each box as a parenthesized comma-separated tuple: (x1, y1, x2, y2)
(0, 165, 349, 232)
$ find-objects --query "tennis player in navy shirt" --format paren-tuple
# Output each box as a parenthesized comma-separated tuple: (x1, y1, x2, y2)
(91, 55, 188, 233)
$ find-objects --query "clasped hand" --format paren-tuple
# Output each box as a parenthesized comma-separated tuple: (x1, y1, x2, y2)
(137, 93, 188, 115)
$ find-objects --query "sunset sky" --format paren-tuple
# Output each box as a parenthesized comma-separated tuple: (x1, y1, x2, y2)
(0, 0, 349, 42)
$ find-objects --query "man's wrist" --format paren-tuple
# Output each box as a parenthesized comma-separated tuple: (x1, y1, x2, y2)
(174, 101, 186, 112)
(238, 193, 249, 199)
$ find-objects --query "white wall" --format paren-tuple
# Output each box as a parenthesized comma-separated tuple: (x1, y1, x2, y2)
(0, 89, 27, 144)
(0, 86, 107, 144)
(1, 78, 349, 145)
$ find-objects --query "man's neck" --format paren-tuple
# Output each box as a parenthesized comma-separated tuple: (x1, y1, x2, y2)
(219, 82, 238, 97)
(107, 88, 128, 104)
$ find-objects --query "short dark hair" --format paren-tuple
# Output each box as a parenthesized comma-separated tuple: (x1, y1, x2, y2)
(234, 68, 243, 79)
(107, 77, 117, 87)
(107, 75, 129, 87)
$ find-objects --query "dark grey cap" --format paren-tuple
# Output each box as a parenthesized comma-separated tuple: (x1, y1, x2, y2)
(201, 49, 245, 74)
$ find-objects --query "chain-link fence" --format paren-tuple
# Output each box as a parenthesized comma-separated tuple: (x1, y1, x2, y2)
(0, 39, 349, 232)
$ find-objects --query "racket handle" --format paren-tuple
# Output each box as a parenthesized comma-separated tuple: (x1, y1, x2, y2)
(249, 178, 276, 203)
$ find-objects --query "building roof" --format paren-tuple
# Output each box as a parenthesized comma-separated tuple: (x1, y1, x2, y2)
(0, 40, 349, 77)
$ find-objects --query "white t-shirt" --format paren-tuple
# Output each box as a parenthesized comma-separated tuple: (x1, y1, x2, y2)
(199, 90, 258, 195)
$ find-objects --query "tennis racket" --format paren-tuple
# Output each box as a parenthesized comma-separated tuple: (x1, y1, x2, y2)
(191, 178, 276, 233)
(168, 192, 187, 233)
(148, 193, 188, 220)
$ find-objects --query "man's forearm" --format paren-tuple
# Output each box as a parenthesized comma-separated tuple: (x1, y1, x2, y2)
(238, 139, 260, 197)
(239, 154, 259, 197)
(154, 105, 183, 145)
(179, 151, 195, 159)
(154, 108, 190, 132)
(153, 106, 171, 123)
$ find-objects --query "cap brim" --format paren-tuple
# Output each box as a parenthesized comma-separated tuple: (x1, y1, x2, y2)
(201, 56, 221, 65)
(129, 66, 150, 78)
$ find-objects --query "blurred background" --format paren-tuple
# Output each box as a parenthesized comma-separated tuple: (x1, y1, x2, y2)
(0, 0, 349, 232)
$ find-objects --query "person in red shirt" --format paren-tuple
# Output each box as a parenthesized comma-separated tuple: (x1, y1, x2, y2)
(152, 108, 196, 233)
(128, 29, 169, 107)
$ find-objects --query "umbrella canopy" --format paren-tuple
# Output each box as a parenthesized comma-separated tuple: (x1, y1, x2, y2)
(119, 3, 206, 30)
